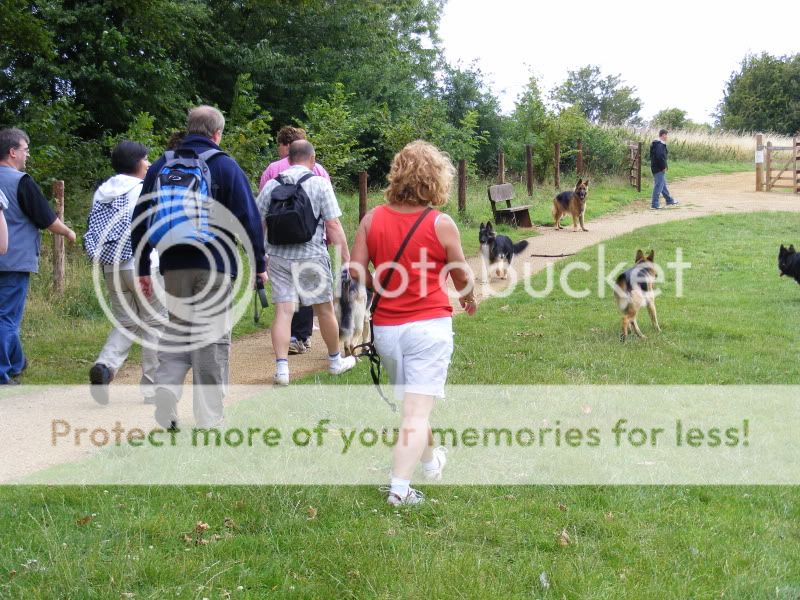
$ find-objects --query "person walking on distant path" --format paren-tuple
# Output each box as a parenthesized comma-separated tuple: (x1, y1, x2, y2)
(650, 129, 679, 209)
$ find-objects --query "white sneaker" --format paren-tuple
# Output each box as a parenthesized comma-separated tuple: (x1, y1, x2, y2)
(384, 487, 425, 506)
(273, 372, 289, 386)
(329, 355, 357, 376)
(422, 446, 448, 481)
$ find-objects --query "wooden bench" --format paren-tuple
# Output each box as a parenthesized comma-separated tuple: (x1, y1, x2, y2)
(487, 183, 532, 228)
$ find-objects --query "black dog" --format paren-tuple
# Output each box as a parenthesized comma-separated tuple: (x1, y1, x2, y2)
(779, 244, 800, 284)
(479, 221, 528, 280)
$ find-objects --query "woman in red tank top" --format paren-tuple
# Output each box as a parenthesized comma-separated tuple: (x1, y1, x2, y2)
(349, 141, 476, 506)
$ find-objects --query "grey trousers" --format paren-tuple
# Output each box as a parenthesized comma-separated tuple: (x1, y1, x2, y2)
(155, 269, 232, 428)
(96, 269, 166, 396)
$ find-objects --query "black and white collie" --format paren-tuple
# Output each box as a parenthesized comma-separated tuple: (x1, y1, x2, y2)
(479, 221, 529, 280)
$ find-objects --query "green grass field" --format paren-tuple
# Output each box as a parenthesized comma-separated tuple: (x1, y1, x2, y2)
(3, 211, 799, 598)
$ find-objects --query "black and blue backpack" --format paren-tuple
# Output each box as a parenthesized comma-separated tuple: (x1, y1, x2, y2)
(265, 172, 320, 245)
(147, 148, 225, 247)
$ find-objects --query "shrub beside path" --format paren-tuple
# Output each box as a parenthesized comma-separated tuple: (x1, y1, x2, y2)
(2, 172, 798, 481)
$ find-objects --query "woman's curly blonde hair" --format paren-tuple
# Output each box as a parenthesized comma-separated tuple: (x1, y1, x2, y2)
(385, 140, 455, 207)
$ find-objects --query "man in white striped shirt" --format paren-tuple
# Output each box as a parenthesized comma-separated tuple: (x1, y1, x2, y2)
(256, 140, 355, 385)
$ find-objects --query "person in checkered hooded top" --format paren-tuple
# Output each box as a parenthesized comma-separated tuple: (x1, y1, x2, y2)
(84, 141, 166, 405)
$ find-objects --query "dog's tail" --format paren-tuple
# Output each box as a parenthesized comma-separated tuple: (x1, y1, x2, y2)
(512, 240, 529, 255)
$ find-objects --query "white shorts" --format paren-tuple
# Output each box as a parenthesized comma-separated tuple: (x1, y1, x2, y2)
(373, 317, 454, 399)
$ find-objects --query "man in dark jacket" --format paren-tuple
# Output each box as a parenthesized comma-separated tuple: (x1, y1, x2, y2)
(649, 129, 678, 209)
(131, 105, 267, 429)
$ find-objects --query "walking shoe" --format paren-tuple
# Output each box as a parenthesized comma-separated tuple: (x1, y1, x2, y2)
(666, 200, 680, 206)
(89, 363, 112, 405)
(422, 446, 448, 481)
(650, 205, 662, 210)
(273, 372, 290, 387)
(302, 338, 312, 351)
(10, 357, 28, 378)
(329, 355, 357, 376)
(288, 338, 307, 355)
(384, 486, 425, 506)
(154, 388, 179, 431)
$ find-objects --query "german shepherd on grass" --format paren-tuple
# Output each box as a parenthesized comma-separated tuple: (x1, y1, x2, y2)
(553, 178, 589, 231)
(778, 244, 800, 284)
(479, 221, 528, 280)
(614, 249, 661, 342)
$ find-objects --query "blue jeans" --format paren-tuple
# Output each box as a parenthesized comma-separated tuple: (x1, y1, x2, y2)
(0, 272, 30, 383)
(651, 170, 675, 208)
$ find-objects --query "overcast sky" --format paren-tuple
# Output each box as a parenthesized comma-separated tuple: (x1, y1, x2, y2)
(438, 0, 798, 124)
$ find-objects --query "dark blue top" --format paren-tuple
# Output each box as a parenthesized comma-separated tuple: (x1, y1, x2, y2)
(649, 140, 668, 174)
(131, 134, 266, 277)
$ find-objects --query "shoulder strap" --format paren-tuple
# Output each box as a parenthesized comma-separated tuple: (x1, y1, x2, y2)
(198, 148, 226, 162)
(296, 172, 315, 185)
(371, 207, 432, 316)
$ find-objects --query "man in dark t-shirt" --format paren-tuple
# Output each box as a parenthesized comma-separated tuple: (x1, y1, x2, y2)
(0, 128, 76, 384)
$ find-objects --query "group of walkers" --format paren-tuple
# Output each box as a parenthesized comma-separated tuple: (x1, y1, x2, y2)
(0, 105, 482, 504)
(0, 108, 678, 505)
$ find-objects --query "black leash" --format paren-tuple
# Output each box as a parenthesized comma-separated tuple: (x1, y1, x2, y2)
(352, 207, 433, 412)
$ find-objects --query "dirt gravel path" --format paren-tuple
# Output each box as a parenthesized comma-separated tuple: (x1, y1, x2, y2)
(3, 171, 798, 482)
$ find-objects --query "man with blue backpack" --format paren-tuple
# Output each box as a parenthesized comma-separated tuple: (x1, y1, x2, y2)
(131, 105, 267, 430)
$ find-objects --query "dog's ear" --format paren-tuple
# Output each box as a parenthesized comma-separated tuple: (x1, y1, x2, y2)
(487, 221, 493, 231)
(790, 244, 796, 253)
(576, 178, 582, 187)
(635, 249, 645, 262)
(647, 250, 655, 262)
(479, 222, 485, 231)
(584, 179, 589, 188)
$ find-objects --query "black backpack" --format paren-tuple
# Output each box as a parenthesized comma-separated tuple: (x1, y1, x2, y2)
(265, 172, 320, 245)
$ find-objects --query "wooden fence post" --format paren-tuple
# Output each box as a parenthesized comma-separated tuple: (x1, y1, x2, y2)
(358, 171, 367, 223)
(765, 142, 772, 192)
(525, 145, 534, 196)
(498, 151, 505, 184)
(554, 143, 560, 188)
(755, 133, 764, 192)
(576, 139, 583, 176)
(52, 180, 65, 294)
(458, 159, 466, 213)
(637, 142, 643, 193)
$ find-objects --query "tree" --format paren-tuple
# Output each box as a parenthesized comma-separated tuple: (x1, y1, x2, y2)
(651, 108, 689, 130)
(440, 63, 504, 175)
(300, 83, 371, 187)
(552, 65, 642, 126)
(717, 53, 800, 134)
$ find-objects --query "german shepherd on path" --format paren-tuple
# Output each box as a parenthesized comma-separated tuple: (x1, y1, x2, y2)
(335, 271, 371, 357)
(778, 244, 800, 284)
(553, 178, 589, 231)
(479, 222, 529, 280)
(614, 249, 661, 342)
